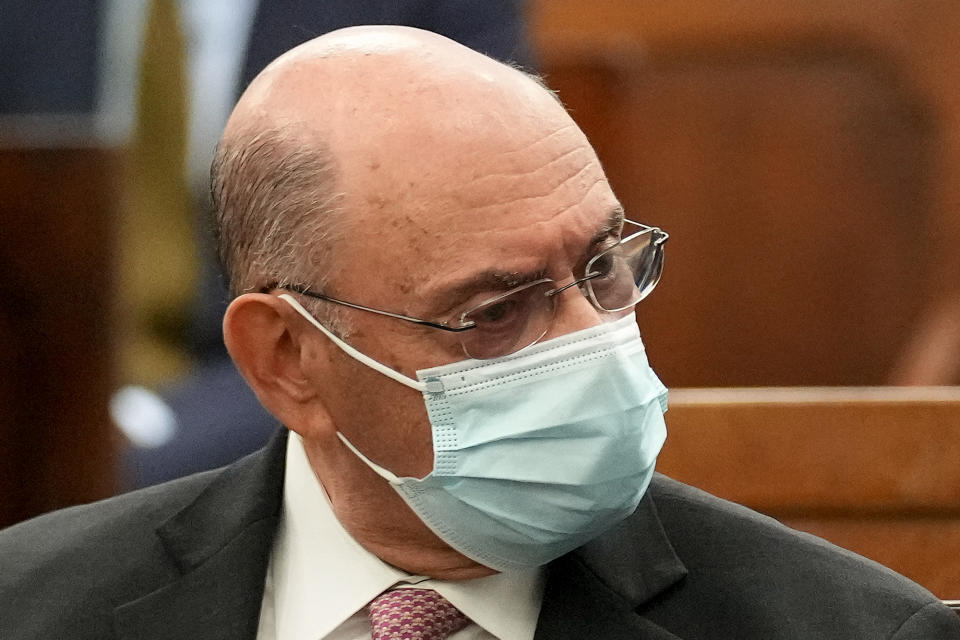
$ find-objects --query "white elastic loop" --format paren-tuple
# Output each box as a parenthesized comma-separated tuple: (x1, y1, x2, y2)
(279, 293, 427, 392)
(336, 432, 402, 484)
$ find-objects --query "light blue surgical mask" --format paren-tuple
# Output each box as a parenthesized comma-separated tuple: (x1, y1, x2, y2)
(281, 294, 668, 572)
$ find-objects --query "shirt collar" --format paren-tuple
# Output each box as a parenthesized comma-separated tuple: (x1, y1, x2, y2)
(271, 432, 544, 639)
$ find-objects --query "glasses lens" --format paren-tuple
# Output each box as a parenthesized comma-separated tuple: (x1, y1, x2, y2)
(586, 228, 665, 312)
(459, 280, 556, 359)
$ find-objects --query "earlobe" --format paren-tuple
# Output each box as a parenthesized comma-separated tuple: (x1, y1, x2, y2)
(223, 293, 326, 430)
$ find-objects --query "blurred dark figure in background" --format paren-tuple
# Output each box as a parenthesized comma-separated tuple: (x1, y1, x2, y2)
(0, 2, 101, 115)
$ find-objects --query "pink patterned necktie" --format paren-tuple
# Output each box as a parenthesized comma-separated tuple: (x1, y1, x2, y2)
(368, 588, 470, 640)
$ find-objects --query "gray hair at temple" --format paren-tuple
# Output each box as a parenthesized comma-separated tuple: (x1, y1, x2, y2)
(209, 123, 346, 327)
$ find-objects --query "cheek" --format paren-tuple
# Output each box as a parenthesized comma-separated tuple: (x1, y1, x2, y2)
(322, 340, 437, 479)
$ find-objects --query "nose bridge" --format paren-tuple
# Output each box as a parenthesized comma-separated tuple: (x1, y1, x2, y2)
(544, 280, 603, 340)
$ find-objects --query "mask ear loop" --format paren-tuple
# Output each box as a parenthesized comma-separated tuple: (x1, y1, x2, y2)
(279, 293, 427, 393)
(335, 431, 403, 484)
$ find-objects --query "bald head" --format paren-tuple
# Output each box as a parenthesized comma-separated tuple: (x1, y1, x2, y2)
(211, 26, 571, 302)
(224, 25, 559, 148)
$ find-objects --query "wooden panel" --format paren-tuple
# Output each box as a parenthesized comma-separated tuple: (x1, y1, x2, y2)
(660, 387, 960, 597)
(531, 1, 960, 386)
(660, 387, 960, 512)
(0, 138, 118, 527)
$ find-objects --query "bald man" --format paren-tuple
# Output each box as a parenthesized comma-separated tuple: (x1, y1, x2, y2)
(2, 27, 959, 640)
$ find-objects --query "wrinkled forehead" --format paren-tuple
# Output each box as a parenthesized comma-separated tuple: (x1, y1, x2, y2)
(338, 108, 611, 284)
(336, 78, 606, 250)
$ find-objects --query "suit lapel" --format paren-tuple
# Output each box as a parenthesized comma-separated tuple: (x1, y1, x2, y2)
(114, 430, 288, 640)
(536, 485, 688, 639)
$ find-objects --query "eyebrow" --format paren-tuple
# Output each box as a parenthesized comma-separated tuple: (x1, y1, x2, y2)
(591, 206, 625, 246)
(426, 268, 549, 318)
(425, 206, 626, 318)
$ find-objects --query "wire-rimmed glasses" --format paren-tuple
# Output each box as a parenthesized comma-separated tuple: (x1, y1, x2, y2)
(279, 219, 668, 359)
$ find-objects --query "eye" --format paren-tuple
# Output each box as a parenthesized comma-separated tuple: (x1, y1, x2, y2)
(458, 280, 557, 357)
(589, 252, 616, 278)
(472, 298, 522, 327)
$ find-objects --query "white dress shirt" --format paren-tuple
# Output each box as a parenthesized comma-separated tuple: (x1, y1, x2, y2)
(256, 433, 544, 639)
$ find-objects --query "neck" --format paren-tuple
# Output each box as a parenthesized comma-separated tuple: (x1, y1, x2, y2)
(301, 433, 497, 580)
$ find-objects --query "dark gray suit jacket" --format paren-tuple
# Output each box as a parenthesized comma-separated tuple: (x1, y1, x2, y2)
(2, 430, 959, 639)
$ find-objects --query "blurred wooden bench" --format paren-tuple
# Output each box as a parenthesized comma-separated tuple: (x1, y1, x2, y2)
(658, 386, 960, 598)
(531, 1, 960, 386)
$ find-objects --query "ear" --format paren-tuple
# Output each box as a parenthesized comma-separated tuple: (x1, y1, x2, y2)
(223, 293, 333, 436)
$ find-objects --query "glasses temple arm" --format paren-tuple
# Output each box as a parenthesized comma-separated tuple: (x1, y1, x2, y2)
(278, 285, 476, 333)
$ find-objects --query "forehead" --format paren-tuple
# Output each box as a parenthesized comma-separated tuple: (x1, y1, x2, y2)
(316, 70, 619, 303)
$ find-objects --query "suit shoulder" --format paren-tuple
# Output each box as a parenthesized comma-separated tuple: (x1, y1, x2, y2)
(0, 469, 221, 636)
(646, 473, 929, 594)
(644, 474, 960, 638)
(0, 468, 220, 557)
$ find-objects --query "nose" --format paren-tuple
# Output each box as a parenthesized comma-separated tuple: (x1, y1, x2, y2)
(542, 282, 606, 341)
